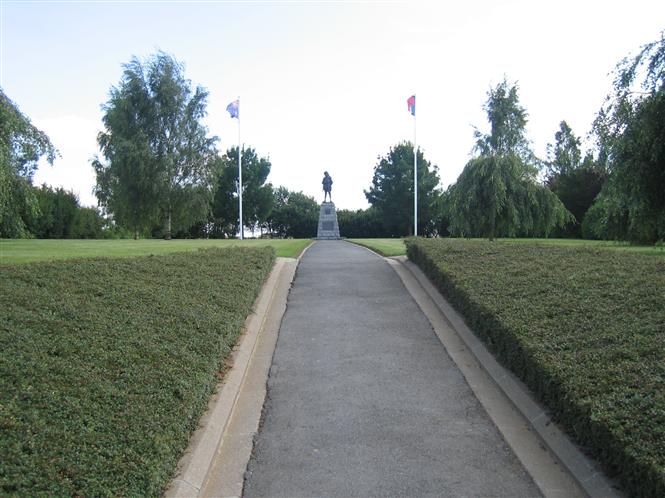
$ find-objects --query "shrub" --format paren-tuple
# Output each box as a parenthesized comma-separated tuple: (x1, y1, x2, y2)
(0, 247, 274, 496)
(406, 238, 665, 497)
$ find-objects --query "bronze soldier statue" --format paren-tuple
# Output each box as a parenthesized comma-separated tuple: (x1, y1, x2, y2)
(322, 171, 333, 202)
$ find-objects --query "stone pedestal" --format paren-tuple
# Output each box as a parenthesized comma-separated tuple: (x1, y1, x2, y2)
(317, 202, 340, 239)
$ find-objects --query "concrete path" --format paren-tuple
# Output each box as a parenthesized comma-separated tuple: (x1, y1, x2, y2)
(243, 241, 542, 497)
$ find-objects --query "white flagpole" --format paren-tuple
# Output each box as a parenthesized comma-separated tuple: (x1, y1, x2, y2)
(413, 95, 418, 237)
(237, 96, 243, 240)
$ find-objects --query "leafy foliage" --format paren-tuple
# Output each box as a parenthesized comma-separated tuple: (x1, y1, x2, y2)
(448, 79, 572, 239)
(407, 238, 665, 497)
(0, 89, 57, 238)
(0, 89, 57, 180)
(0, 247, 274, 496)
(545, 122, 606, 237)
(473, 79, 532, 162)
(364, 142, 441, 236)
(28, 185, 107, 239)
(449, 155, 572, 239)
(592, 34, 665, 243)
(337, 208, 387, 238)
(211, 146, 273, 237)
(94, 53, 218, 239)
(267, 186, 318, 238)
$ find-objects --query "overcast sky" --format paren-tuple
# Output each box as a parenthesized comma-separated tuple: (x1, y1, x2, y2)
(2, 0, 664, 210)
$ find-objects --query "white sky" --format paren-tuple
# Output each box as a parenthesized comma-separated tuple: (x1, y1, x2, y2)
(2, 0, 664, 210)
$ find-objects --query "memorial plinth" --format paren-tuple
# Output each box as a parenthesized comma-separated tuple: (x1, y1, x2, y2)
(317, 202, 340, 239)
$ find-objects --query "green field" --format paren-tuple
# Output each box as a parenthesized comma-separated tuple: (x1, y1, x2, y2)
(347, 238, 407, 256)
(407, 238, 665, 497)
(349, 237, 664, 257)
(0, 248, 274, 496)
(0, 238, 311, 264)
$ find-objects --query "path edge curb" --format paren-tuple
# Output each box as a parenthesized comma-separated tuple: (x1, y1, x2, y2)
(390, 255, 622, 498)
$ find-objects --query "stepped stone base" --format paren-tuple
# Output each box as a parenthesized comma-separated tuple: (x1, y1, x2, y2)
(317, 202, 340, 239)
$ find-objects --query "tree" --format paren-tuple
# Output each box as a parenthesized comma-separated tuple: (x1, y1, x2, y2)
(448, 79, 572, 239)
(545, 121, 606, 237)
(0, 89, 57, 237)
(31, 186, 78, 238)
(592, 33, 665, 243)
(28, 185, 106, 239)
(211, 146, 274, 237)
(473, 79, 532, 162)
(267, 187, 318, 238)
(94, 52, 218, 239)
(546, 121, 582, 177)
(364, 142, 441, 236)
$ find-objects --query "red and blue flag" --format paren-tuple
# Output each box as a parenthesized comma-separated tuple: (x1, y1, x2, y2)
(407, 95, 415, 116)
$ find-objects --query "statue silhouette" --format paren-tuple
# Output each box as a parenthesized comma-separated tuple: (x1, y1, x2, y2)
(322, 171, 333, 202)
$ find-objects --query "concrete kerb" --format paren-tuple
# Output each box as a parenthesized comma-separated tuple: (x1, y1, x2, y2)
(385, 253, 623, 498)
(164, 247, 305, 498)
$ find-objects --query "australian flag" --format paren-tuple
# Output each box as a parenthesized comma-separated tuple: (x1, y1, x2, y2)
(226, 99, 239, 119)
(407, 95, 415, 116)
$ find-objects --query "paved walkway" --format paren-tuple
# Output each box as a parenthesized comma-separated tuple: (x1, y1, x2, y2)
(243, 241, 541, 497)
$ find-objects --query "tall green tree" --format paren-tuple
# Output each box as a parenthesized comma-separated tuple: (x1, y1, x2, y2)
(473, 79, 533, 162)
(592, 34, 665, 243)
(546, 121, 582, 176)
(545, 121, 606, 237)
(364, 142, 441, 236)
(94, 52, 218, 239)
(448, 79, 572, 239)
(211, 146, 274, 237)
(0, 89, 57, 237)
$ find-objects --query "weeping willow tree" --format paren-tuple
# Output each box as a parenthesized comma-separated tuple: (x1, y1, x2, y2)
(448, 79, 572, 239)
(0, 89, 57, 238)
(590, 33, 665, 243)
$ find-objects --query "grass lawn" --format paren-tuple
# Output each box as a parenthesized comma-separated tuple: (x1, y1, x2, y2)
(347, 238, 406, 256)
(0, 238, 311, 264)
(407, 238, 665, 497)
(0, 247, 274, 496)
(349, 237, 664, 257)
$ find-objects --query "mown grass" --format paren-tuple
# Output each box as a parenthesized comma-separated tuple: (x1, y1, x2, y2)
(347, 238, 406, 256)
(349, 237, 664, 257)
(406, 238, 665, 497)
(503, 237, 665, 255)
(0, 247, 275, 496)
(0, 238, 311, 264)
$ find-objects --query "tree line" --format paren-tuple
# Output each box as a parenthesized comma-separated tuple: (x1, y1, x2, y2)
(349, 33, 665, 244)
(1, 34, 663, 243)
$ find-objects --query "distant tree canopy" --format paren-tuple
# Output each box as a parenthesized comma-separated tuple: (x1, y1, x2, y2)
(545, 121, 606, 237)
(364, 142, 441, 236)
(448, 79, 572, 239)
(590, 33, 665, 243)
(0, 89, 58, 238)
(211, 146, 273, 237)
(28, 185, 107, 239)
(94, 52, 218, 239)
(267, 186, 318, 238)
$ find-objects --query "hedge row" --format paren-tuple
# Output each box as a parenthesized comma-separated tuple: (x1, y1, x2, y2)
(406, 238, 665, 497)
(0, 247, 274, 496)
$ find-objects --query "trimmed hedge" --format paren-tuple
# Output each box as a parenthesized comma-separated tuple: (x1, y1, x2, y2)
(0, 247, 274, 496)
(406, 238, 665, 497)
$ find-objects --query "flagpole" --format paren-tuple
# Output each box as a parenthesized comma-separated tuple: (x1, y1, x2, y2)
(238, 96, 243, 240)
(413, 95, 418, 237)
